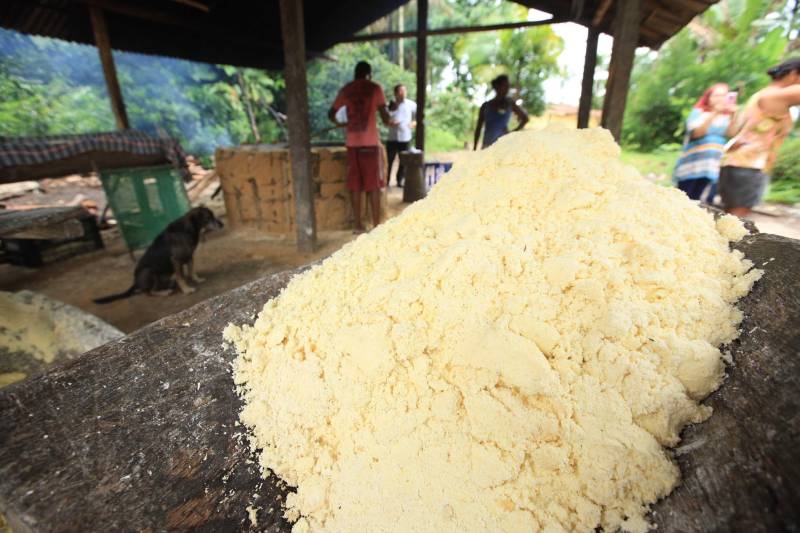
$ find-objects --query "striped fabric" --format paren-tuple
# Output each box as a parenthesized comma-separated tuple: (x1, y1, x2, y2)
(673, 109, 730, 184)
(0, 130, 187, 171)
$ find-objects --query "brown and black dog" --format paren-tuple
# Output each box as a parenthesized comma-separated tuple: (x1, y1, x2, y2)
(94, 207, 223, 304)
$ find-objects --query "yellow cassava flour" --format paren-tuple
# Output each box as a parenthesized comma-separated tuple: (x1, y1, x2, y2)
(226, 127, 760, 532)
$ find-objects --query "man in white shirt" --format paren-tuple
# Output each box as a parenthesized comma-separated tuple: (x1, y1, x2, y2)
(386, 84, 417, 187)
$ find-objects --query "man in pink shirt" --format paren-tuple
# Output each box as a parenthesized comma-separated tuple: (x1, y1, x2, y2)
(329, 61, 395, 232)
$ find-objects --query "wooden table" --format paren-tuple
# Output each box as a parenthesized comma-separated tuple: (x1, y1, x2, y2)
(0, 207, 103, 267)
(0, 234, 798, 532)
(0, 207, 89, 240)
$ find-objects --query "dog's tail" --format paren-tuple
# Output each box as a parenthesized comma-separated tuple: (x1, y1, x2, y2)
(93, 285, 136, 305)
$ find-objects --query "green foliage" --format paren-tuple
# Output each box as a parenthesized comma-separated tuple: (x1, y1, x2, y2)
(427, 127, 465, 152)
(766, 137, 800, 204)
(623, 0, 789, 150)
(620, 146, 680, 182)
(306, 42, 416, 143)
(0, 1, 566, 156)
(427, 88, 475, 144)
(450, 3, 563, 115)
(771, 137, 800, 181)
(0, 29, 284, 157)
(0, 53, 114, 136)
(491, 26, 563, 116)
(764, 179, 800, 204)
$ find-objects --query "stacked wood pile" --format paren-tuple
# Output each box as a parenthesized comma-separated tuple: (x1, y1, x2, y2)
(215, 144, 386, 234)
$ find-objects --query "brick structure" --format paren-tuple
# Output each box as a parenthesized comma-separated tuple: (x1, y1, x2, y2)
(216, 144, 387, 233)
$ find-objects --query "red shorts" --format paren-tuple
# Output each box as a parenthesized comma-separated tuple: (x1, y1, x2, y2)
(347, 146, 383, 192)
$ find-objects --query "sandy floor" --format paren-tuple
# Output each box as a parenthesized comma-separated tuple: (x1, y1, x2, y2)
(748, 204, 800, 240)
(1, 186, 408, 333)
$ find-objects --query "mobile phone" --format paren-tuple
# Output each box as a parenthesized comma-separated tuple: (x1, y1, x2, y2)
(726, 91, 738, 104)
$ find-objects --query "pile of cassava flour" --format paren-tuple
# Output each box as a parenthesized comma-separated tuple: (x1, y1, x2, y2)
(226, 127, 761, 532)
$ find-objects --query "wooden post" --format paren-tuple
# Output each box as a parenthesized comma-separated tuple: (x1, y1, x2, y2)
(600, 0, 641, 141)
(577, 26, 599, 129)
(398, 5, 405, 69)
(89, 6, 130, 130)
(236, 70, 261, 143)
(279, 0, 317, 252)
(415, 0, 428, 151)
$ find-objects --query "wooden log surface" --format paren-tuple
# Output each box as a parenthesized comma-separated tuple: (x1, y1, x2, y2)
(0, 207, 88, 239)
(0, 233, 798, 531)
(652, 232, 800, 531)
(0, 267, 306, 533)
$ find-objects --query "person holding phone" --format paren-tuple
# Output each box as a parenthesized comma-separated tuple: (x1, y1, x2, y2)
(672, 83, 737, 203)
(720, 58, 800, 217)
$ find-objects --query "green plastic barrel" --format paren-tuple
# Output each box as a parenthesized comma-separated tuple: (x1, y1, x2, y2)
(99, 165, 190, 251)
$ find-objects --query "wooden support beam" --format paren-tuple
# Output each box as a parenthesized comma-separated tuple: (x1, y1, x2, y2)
(600, 0, 641, 141)
(570, 0, 586, 23)
(577, 25, 599, 129)
(416, 0, 428, 152)
(593, 0, 614, 26)
(398, 5, 405, 69)
(341, 17, 562, 43)
(236, 70, 261, 143)
(83, 0, 327, 59)
(601, 46, 617, 128)
(89, 6, 130, 130)
(279, 0, 317, 252)
(170, 0, 209, 12)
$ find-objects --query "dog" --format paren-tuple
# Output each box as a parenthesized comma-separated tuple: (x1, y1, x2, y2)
(93, 207, 223, 304)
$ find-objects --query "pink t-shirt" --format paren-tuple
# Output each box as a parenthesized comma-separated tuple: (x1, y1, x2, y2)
(333, 79, 387, 147)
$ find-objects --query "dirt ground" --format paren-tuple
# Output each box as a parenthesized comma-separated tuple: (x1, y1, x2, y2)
(748, 204, 800, 240)
(1, 186, 409, 333)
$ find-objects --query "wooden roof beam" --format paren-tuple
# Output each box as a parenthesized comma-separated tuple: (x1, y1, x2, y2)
(340, 17, 566, 43)
(89, 6, 129, 130)
(570, 0, 586, 22)
(79, 0, 326, 59)
(593, 0, 614, 26)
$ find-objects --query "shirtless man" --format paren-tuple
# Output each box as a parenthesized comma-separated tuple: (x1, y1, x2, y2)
(721, 58, 800, 217)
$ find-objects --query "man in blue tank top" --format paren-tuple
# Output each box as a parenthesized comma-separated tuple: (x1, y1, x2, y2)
(473, 75, 529, 150)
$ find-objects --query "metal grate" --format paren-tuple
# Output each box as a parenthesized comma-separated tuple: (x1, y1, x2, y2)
(100, 165, 189, 251)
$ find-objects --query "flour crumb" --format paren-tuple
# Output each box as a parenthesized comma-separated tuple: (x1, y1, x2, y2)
(247, 505, 258, 528)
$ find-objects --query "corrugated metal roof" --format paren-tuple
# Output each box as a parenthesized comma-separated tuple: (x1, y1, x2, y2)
(0, 0, 717, 69)
(0, 0, 412, 69)
(514, 0, 719, 49)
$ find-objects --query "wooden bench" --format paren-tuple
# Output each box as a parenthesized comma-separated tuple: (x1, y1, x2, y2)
(0, 207, 103, 267)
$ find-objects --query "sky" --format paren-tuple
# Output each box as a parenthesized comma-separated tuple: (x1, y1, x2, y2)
(436, 13, 615, 107)
(543, 22, 613, 105)
(523, 8, 614, 106)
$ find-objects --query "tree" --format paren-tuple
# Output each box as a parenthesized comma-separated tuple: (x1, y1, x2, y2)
(623, 0, 790, 150)
(448, 5, 563, 116)
(306, 41, 416, 143)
